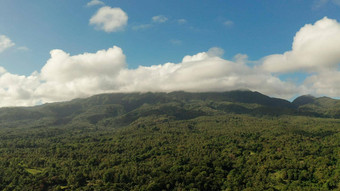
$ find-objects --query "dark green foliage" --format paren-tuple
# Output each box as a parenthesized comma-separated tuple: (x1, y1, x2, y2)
(293, 95, 315, 106)
(0, 91, 339, 190)
(1, 90, 340, 129)
(293, 95, 340, 118)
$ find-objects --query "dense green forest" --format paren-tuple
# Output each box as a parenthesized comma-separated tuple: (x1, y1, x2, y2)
(0, 91, 339, 190)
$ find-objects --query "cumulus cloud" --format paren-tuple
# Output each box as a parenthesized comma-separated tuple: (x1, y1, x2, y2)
(90, 6, 128, 32)
(4, 17, 340, 106)
(0, 68, 41, 107)
(115, 48, 299, 99)
(262, 17, 340, 73)
(152, 15, 168, 23)
(0, 46, 300, 107)
(261, 17, 340, 98)
(87, 0, 104, 7)
(0, 35, 15, 53)
(0, 46, 126, 106)
(303, 71, 340, 97)
(41, 46, 125, 82)
(37, 46, 126, 102)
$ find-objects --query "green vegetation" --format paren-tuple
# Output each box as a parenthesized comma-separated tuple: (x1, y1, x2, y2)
(293, 95, 340, 118)
(0, 91, 339, 190)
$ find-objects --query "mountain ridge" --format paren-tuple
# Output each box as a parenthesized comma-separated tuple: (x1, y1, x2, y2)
(0, 90, 339, 190)
(0, 90, 339, 129)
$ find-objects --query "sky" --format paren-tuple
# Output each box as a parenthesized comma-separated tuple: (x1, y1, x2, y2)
(1, 0, 340, 106)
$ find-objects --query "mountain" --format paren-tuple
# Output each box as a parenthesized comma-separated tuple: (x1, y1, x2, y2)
(292, 95, 315, 106)
(0, 90, 296, 128)
(293, 95, 340, 118)
(0, 90, 339, 129)
(0, 90, 339, 190)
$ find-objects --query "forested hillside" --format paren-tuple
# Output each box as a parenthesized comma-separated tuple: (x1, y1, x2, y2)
(0, 91, 339, 190)
(293, 95, 340, 118)
(1, 90, 339, 129)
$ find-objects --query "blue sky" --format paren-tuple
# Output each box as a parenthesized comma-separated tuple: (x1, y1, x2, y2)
(0, 0, 340, 106)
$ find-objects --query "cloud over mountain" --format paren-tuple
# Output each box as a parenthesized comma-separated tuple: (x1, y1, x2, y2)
(1, 17, 340, 106)
(115, 50, 298, 98)
(0, 46, 300, 107)
(304, 71, 340, 97)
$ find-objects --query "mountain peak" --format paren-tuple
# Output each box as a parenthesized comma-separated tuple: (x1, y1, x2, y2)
(292, 95, 315, 106)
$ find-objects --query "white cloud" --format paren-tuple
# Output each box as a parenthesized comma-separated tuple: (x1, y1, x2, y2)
(0, 68, 41, 107)
(41, 46, 125, 83)
(152, 15, 168, 23)
(0, 46, 126, 106)
(223, 20, 234, 27)
(207, 47, 224, 57)
(115, 48, 298, 99)
(4, 17, 340, 107)
(0, 46, 301, 107)
(262, 17, 340, 73)
(177, 19, 187, 24)
(17, 46, 29, 51)
(38, 46, 126, 102)
(304, 70, 340, 97)
(0, 35, 15, 53)
(90, 6, 128, 32)
(2, 16, 340, 107)
(261, 17, 340, 98)
(40, 46, 296, 100)
(87, 0, 104, 7)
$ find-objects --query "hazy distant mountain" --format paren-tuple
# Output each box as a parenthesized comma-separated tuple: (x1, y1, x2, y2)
(293, 95, 340, 118)
(292, 95, 315, 106)
(0, 90, 339, 128)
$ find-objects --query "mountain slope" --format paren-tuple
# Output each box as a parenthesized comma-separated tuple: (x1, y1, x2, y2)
(0, 90, 339, 129)
(292, 95, 315, 106)
(0, 91, 339, 190)
(0, 90, 296, 128)
(293, 95, 340, 118)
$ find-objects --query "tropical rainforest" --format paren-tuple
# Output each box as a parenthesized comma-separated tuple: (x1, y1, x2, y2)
(0, 90, 339, 190)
